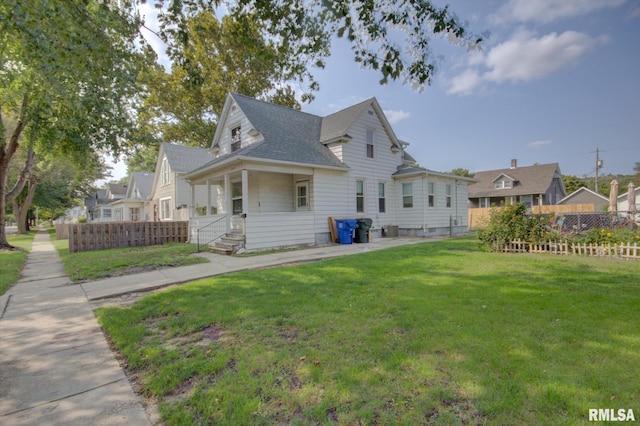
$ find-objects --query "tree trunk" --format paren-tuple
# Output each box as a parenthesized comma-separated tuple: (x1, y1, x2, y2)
(0, 94, 30, 248)
(13, 176, 39, 235)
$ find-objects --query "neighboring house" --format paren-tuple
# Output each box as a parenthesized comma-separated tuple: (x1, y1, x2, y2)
(87, 184, 127, 222)
(110, 171, 154, 221)
(557, 187, 609, 212)
(148, 143, 216, 222)
(617, 185, 640, 214)
(468, 160, 566, 208)
(183, 93, 474, 251)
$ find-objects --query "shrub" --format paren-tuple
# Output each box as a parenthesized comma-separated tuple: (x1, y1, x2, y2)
(477, 204, 551, 251)
(578, 227, 640, 245)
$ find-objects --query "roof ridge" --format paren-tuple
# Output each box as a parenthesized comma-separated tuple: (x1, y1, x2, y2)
(230, 92, 321, 120)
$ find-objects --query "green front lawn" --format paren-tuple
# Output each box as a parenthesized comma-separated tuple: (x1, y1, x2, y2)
(0, 231, 36, 295)
(51, 237, 208, 282)
(97, 238, 640, 425)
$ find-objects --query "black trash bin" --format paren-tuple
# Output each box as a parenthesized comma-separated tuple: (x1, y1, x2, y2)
(354, 218, 373, 243)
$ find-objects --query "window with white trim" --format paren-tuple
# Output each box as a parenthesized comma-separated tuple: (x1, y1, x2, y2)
(445, 184, 452, 208)
(356, 180, 364, 213)
(231, 125, 242, 152)
(160, 198, 172, 220)
(130, 207, 140, 221)
(161, 157, 170, 186)
(428, 182, 435, 207)
(378, 182, 386, 213)
(296, 181, 309, 211)
(103, 208, 112, 218)
(231, 181, 243, 214)
(366, 130, 374, 158)
(402, 183, 413, 208)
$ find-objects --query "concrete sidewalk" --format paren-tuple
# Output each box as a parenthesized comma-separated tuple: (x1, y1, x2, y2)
(0, 231, 152, 425)
(81, 234, 427, 301)
(1, 230, 427, 425)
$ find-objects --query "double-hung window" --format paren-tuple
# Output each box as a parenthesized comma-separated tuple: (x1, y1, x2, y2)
(161, 157, 170, 186)
(231, 181, 243, 214)
(378, 182, 386, 213)
(366, 130, 374, 158)
(160, 198, 172, 220)
(231, 125, 242, 152)
(402, 183, 413, 208)
(356, 180, 365, 213)
(446, 184, 452, 208)
(428, 182, 435, 207)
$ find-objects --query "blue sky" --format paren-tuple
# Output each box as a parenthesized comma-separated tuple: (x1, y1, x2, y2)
(302, 0, 640, 177)
(108, 0, 639, 183)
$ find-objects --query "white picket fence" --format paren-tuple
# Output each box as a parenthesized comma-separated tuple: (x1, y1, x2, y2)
(504, 240, 640, 260)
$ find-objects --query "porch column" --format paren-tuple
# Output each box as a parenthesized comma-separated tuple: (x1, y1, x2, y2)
(224, 174, 231, 230)
(190, 182, 196, 218)
(241, 169, 249, 215)
(206, 179, 212, 215)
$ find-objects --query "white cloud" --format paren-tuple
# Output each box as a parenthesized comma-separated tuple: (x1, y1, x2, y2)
(492, 0, 627, 24)
(529, 140, 552, 148)
(447, 30, 607, 95)
(384, 109, 411, 124)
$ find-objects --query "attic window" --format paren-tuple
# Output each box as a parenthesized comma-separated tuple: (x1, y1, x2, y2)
(494, 179, 513, 189)
(231, 125, 241, 152)
(368, 110, 374, 115)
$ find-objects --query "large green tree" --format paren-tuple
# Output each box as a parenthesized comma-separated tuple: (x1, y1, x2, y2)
(129, 12, 302, 172)
(153, 0, 482, 96)
(0, 0, 149, 247)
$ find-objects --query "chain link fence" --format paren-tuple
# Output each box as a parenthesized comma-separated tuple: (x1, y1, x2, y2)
(548, 212, 638, 234)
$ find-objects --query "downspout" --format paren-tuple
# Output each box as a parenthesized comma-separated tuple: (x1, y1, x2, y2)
(422, 174, 426, 236)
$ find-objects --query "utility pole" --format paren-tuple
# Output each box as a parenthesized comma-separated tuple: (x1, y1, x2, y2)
(593, 148, 604, 193)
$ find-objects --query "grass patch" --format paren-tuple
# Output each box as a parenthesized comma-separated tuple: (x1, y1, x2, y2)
(51, 237, 208, 282)
(0, 231, 36, 295)
(97, 238, 640, 425)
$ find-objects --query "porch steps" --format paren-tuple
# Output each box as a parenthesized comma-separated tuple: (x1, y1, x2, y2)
(210, 232, 245, 255)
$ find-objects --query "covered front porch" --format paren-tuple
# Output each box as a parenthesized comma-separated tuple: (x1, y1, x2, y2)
(187, 164, 317, 252)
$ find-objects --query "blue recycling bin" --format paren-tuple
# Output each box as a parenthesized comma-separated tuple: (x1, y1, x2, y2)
(336, 219, 357, 244)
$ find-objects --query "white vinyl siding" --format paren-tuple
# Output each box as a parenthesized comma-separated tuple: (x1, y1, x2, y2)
(245, 212, 315, 251)
(337, 104, 402, 227)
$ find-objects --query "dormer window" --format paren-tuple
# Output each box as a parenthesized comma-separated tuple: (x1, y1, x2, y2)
(495, 180, 512, 189)
(493, 174, 516, 189)
(231, 125, 241, 152)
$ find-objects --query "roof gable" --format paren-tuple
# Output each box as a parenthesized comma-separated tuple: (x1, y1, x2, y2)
(194, 93, 347, 176)
(321, 98, 401, 151)
(469, 163, 563, 197)
(126, 172, 154, 199)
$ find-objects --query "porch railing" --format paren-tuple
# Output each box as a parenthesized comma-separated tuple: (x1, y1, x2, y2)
(196, 215, 227, 252)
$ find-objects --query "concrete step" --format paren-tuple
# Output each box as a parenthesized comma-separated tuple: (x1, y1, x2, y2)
(210, 246, 233, 255)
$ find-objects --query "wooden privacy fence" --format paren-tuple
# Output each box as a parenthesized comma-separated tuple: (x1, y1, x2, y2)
(68, 221, 188, 253)
(469, 204, 596, 229)
(502, 239, 640, 260)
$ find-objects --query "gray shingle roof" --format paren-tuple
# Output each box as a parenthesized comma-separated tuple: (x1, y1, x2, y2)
(130, 172, 153, 199)
(320, 98, 372, 142)
(468, 163, 562, 198)
(194, 94, 348, 171)
(162, 143, 216, 173)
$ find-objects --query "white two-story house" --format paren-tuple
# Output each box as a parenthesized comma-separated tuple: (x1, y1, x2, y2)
(182, 93, 474, 252)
